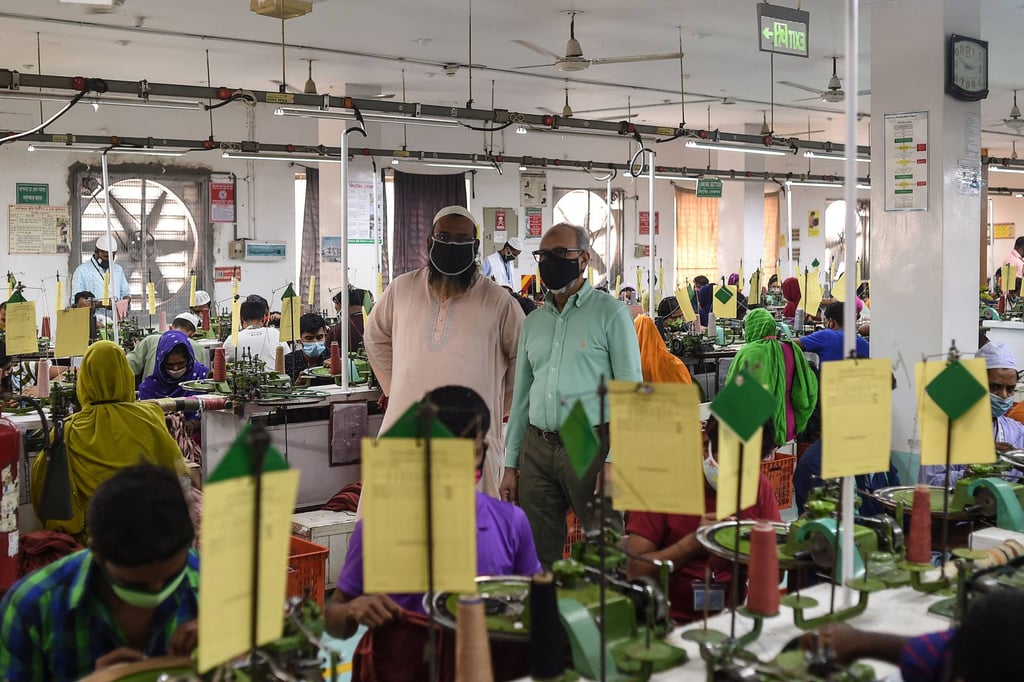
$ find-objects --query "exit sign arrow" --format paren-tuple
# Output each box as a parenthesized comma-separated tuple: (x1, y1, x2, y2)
(757, 3, 810, 58)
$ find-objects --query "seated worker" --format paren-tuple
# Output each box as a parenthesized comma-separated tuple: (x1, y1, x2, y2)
(31, 341, 185, 543)
(618, 283, 643, 319)
(72, 290, 103, 341)
(284, 313, 331, 384)
(690, 274, 711, 312)
(727, 308, 819, 446)
(794, 375, 900, 516)
(138, 330, 211, 401)
(0, 465, 198, 680)
(326, 385, 541, 640)
(727, 273, 749, 319)
(126, 313, 206, 381)
(626, 416, 781, 624)
(635, 315, 692, 384)
(922, 342, 1024, 487)
(267, 310, 282, 328)
(781, 277, 802, 322)
(190, 289, 211, 317)
(792, 301, 870, 362)
(325, 287, 366, 353)
(221, 298, 288, 366)
(803, 588, 1024, 682)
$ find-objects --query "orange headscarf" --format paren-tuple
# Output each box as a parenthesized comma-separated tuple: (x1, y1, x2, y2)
(634, 315, 692, 384)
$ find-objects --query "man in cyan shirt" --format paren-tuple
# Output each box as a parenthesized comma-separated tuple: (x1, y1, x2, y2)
(793, 301, 869, 362)
(325, 385, 541, 639)
(500, 222, 642, 566)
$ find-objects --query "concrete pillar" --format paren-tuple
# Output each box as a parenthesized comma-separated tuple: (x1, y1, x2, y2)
(869, 0, 982, 482)
(717, 124, 767, 282)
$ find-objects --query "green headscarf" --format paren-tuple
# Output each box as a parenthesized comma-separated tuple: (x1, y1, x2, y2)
(726, 309, 818, 445)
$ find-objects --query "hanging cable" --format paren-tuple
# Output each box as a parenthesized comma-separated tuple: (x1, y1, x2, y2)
(770, 52, 775, 134)
(0, 89, 88, 145)
(628, 130, 653, 178)
(466, 0, 474, 108)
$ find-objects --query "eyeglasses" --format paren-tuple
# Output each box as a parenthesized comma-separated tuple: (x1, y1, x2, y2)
(431, 232, 476, 245)
(532, 248, 583, 263)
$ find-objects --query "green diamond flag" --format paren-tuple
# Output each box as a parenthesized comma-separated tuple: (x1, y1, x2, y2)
(686, 282, 695, 300)
(711, 369, 778, 441)
(925, 361, 987, 421)
(381, 401, 455, 439)
(811, 258, 820, 268)
(714, 286, 734, 305)
(560, 400, 599, 478)
(362, 289, 374, 315)
(207, 424, 290, 484)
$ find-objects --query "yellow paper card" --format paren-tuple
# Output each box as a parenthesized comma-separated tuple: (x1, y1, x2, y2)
(231, 277, 239, 300)
(361, 437, 476, 594)
(856, 259, 863, 288)
(821, 359, 893, 478)
(805, 268, 825, 316)
(198, 469, 299, 672)
(376, 271, 383, 299)
(280, 295, 302, 343)
(102, 271, 110, 307)
(916, 358, 996, 467)
(55, 279, 63, 312)
(1018, 269, 1024, 298)
(54, 308, 91, 358)
(1002, 264, 1015, 294)
(5, 301, 37, 355)
(146, 282, 157, 315)
(832, 272, 847, 302)
(609, 381, 705, 515)
(712, 285, 738, 319)
(674, 288, 697, 323)
(307, 275, 316, 306)
(189, 274, 197, 308)
(749, 270, 762, 307)
(715, 422, 762, 520)
(230, 298, 241, 350)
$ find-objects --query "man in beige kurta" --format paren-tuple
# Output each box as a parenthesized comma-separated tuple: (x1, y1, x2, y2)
(364, 206, 523, 497)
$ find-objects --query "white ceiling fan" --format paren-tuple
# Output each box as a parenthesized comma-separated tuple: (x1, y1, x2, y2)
(778, 56, 870, 104)
(514, 11, 683, 73)
(994, 90, 1024, 132)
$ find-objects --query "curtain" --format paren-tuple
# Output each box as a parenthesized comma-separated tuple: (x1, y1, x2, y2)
(763, 192, 781, 279)
(393, 170, 467, 277)
(674, 186, 718, 287)
(379, 168, 392, 287)
(299, 167, 320, 309)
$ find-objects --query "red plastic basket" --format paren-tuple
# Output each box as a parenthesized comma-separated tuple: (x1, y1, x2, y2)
(761, 453, 796, 510)
(563, 510, 586, 559)
(286, 536, 329, 608)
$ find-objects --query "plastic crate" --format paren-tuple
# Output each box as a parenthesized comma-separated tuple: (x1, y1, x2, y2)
(287, 536, 329, 608)
(761, 453, 796, 509)
(563, 510, 586, 559)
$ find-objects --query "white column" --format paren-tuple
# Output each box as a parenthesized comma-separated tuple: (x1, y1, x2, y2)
(870, 0, 982, 481)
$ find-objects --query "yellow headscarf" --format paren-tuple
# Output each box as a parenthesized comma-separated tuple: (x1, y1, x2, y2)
(634, 315, 692, 385)
(31, 341, 184, 539)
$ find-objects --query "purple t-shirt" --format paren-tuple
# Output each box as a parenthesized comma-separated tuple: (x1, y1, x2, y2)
(337, 492, 542, 613)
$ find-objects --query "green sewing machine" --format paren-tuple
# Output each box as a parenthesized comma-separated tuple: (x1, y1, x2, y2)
(430, 531, 688, 681)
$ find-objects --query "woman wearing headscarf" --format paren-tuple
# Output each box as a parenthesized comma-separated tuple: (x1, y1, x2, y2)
(138, 330, 210, 401)
(781, 277, 802, 320)
(727, 273, 749, 320)
(30, 341, 185, 542)
(634, 315, 692, 384)
(696, 283, 715, 327)
(726, 309, 818, 445)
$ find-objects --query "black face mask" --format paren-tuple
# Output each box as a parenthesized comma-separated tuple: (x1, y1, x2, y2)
(502, 252, 517, 263)
(539, 256, 581, 292)
(428, 238, 476, 276)
(95, 254, 110, 269)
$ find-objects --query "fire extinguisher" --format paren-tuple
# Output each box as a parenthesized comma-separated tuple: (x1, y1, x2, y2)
(0, 414, 20, 590)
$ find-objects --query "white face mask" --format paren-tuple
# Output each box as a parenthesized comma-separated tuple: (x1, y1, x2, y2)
(166, 367, 188, 379)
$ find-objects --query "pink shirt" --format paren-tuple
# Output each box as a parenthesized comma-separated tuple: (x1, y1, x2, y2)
(1004, 249, 1024, 279)
(364, 269, 523, 496)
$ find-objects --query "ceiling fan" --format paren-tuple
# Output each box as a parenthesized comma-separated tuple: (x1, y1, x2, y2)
(778, 56, 870, 103)
(514, 12, 683, 73)
(993, 90, 1024, 132)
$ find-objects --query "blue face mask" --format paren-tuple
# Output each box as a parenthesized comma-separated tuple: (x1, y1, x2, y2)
(303, 341, 326, 357)
(991, 393, 1014, 419)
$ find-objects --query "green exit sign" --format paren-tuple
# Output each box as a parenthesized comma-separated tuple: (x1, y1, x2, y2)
(16, 183, 49, 205)
(697, 178, 723, 198)
(757, 3, 809, 58)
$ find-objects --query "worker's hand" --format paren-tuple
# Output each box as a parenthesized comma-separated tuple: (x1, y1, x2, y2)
(996, 442, 1016, 454)
(169, 620, 199, 657)
(94, 647, 146, 671)
(323, 359, 331, 368)
(346, 594, 402, 629)
(700, 513, 725, 528)
(800, 623, 859, 665)
(499, 467, 519, 503)
(594, 462, 612, 496)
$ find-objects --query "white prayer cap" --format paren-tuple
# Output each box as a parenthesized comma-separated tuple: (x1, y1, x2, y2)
(506, 237, 523, 252)
(193, 290, 211, 306)
(979, 342, 1018, 370)
(95, 234, 118, 252)
(173, 312, 200, 330)
(432, 205, 477, 226)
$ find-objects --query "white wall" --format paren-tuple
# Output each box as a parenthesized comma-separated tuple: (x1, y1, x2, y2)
(0, 100, 315, 324)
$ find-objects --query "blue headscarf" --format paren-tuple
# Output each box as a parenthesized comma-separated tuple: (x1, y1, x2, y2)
(696, 284, 715, 326)
(138, 330, 209, 400)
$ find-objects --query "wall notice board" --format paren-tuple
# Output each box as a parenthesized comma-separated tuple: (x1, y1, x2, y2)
(8, 205, 71, 254)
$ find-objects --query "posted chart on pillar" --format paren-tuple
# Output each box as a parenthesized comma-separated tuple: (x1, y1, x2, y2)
(884, 111, 929, 212)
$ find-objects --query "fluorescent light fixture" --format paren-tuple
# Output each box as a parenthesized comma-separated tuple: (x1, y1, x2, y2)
(422, 162, 498, 171)
(28, 144, 187, 157)
(222, 151, 342, 163)
(515, 126, 528, 135)
(274, 107, 460, 128)
(990, 165, 1024, 175)
(0, 90, 201, 111)
(803, 150, 870, 164)
(518, 164, 528, 171)
(655, 174, 698, 182)
(786, 180, 871, 190)
(685, 139, 789, 157)
(391, 158, 400, 165)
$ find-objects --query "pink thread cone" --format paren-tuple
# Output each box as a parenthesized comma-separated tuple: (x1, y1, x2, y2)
(907, 484, 932, 564)
(746, 520, 780, 616)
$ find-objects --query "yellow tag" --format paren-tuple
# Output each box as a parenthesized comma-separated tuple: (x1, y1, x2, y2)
(189, 275, 197, 308)
(147, 282, 157, 315)
(307, 275, 316, 307)
(102, 271, 110, 306)
(55, 279, 63, 311)
(231, 277, 239, 300)
(265, 92, 294, 104)
(821, 359, 893, 478)
(376, 271, 383, 299)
